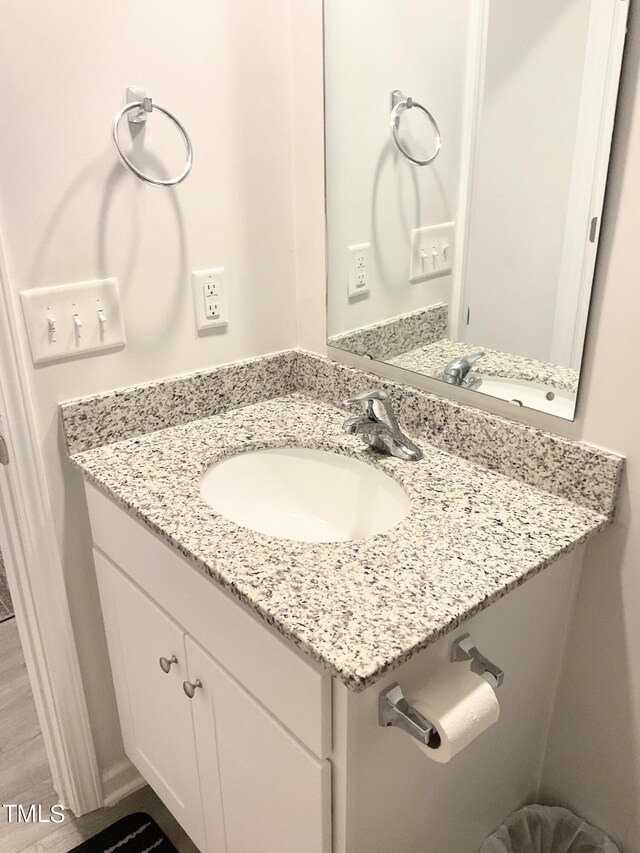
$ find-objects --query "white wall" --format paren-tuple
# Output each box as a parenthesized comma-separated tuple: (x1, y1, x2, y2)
(292, 1, 640, 850)
(461, 0, 590, 362)
(290, 0, 327, 355)
(0, 0, 298, 775)
(324, 0, 471, 336)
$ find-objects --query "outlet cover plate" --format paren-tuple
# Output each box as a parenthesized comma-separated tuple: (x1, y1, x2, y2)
(191, 268, 228, 331)
(347, 243, 371, 299)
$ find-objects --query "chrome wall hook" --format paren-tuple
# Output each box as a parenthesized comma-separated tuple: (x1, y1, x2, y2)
(379, 683, 441, 749)
(451, 633, 504, 689)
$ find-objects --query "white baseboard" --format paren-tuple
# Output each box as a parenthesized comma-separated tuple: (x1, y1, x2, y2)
(100, 757, 145, 808)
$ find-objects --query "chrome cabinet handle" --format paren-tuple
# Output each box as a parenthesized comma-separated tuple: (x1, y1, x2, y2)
(159, 655, 178, 674)
(183, 679, 202, 699)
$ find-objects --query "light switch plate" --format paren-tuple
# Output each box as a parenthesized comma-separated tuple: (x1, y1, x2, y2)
(409, 222, 455, 283)
(191, 268, 228, 331)
(20, 278, 126, 365)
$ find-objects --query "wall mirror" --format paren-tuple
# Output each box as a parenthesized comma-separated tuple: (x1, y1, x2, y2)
(324, 0, 628, 420)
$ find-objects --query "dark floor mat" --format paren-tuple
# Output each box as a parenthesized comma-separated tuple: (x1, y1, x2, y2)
(0, 552, 14, 622)
(68, 811, 179, 852)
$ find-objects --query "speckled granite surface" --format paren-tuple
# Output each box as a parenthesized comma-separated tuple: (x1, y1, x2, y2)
(68, 393, 611, 691)
(389, 338, 580, 394)
(61, 350, 623, 517)
(61, 350, 297, 454)
(294, 351, 622, 518)
(328, 303, 448, 361)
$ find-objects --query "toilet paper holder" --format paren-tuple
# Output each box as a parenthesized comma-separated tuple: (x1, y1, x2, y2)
(379, 682, 442, 749)
(378, 633, 504, 746)
(451, 633, 504, 689)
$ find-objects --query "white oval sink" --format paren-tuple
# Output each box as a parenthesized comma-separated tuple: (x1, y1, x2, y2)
(200, 447, 410, 543)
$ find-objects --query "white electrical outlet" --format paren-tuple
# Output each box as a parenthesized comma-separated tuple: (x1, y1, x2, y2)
(409, 222, 455, 283)
(191, 268, 228, 331)
(20, 278, 126, 365)
(347, 243, 371, 298)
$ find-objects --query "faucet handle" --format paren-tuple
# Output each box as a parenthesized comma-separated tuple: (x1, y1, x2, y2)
(344, 388, 389, 407)
(449, 351, 485, 375)
(443, 351, 486, 383)
(344, 388, 403, 435)
(342, 388, 423, 462)
(463, 351, 485, 369)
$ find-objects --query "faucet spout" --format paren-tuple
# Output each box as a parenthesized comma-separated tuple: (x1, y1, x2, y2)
(342, 415, 366, 436)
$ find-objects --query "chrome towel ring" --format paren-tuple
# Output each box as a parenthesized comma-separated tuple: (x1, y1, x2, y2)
(390, 89, 441, 167)
(112, 92, 193, 187)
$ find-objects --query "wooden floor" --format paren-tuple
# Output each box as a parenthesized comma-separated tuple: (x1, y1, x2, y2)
(0, 618, 200, 853)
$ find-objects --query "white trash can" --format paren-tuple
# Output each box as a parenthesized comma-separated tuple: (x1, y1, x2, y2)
(480, 805, 620, 853)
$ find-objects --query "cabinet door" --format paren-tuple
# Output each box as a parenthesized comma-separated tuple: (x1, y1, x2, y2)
(95, 551, 206, 850)
(187, 636, 331, 853)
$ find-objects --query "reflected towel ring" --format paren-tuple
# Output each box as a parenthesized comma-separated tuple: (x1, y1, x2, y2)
(112, 95, 193, 187)
(390, 89, 441, 166)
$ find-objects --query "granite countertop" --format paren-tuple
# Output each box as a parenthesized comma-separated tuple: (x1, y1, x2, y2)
(69, 390, 609, 691)
(390, 339, 579, 394)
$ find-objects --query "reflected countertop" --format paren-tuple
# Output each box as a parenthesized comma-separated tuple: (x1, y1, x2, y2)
(389, 338, 580, 394)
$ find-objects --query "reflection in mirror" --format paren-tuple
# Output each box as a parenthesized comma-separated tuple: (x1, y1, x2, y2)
(324, 0, 628, 420)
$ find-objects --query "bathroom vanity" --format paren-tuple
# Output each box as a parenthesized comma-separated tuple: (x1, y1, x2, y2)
(62, 350, 623, 853)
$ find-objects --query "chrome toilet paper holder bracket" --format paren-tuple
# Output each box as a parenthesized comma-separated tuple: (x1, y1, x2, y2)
(451, 633, 504, 689)
(379, 683, 442, 749)
(379, 634, 504, 748)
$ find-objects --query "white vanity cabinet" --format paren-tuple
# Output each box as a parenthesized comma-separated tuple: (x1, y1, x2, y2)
(88, 484, 332, 853)
(187, 637, 331, 853)
(95, 552, 208, 850)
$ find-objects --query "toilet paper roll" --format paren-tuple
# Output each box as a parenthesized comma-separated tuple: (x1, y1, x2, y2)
(408, 664, 500, 763)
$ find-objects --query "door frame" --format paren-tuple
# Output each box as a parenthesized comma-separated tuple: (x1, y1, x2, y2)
(550, 0, 631, 367)
(450, 0, 490, 340)
(0, 235, 103, 815)
(453, 0, 629, 356)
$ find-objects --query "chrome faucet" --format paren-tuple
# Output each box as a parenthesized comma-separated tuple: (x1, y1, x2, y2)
(342, 389, 423, 462)
(442, 351, 485, 390)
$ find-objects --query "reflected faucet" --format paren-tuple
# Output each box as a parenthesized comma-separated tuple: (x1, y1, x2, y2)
(442, 351, 485, 390)
(342, 389, 423, 462)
